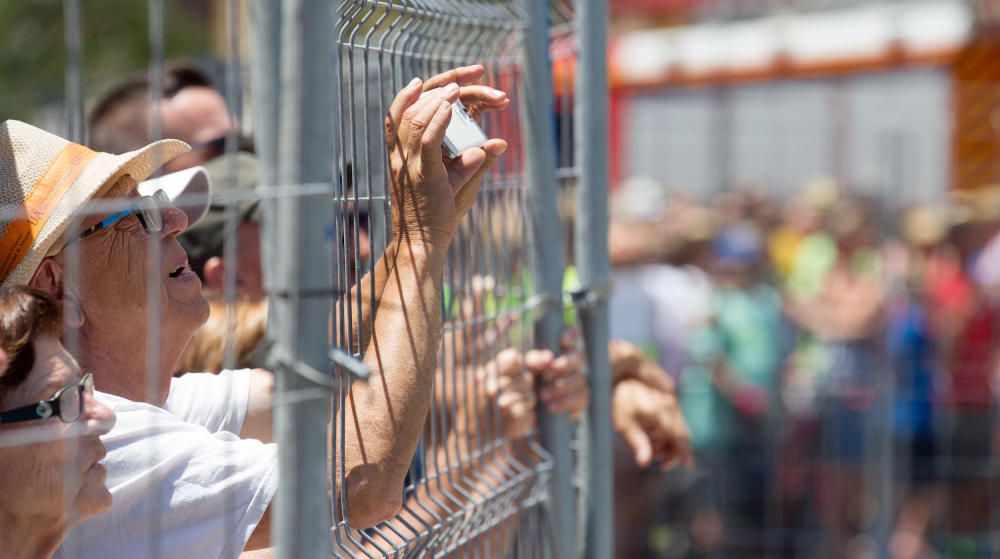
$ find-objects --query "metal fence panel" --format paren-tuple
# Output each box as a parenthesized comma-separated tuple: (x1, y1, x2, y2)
(323, 2, 591, 557)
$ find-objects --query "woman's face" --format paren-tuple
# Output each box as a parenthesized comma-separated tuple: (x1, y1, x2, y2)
(0, 335, 116, 523)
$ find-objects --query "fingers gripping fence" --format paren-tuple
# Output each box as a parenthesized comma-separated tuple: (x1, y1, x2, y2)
(251, 0, 611, 558)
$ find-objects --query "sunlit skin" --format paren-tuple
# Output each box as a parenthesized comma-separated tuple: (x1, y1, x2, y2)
(0, 335, 116, 559)
(31, 175, 210, 405)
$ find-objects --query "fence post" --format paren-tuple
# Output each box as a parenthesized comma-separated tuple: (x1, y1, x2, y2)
(249, 1, 280, 287)
(522, 1, 577, 557)
(251, 0, 337, 557)
(575, 0, 613, 558)
(63, 0, 84, 143)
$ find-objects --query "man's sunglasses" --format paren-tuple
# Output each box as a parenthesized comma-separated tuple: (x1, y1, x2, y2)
(64, 190, 170, 248)
(190, 135, 256, 157)
(0, 373, 95, 425)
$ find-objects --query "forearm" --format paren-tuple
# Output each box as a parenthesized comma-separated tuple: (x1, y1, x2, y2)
(340, 240, 446, 527)
(340, 243, 397, 354)
(609, 339, 675, 394)
(609, 340, 644, 385)
(371, 355, 527, 551)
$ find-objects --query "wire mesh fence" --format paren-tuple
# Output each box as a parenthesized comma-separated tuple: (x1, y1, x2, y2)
(326, 2, 556, 556)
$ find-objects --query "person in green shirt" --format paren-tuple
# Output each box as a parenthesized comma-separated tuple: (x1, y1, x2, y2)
(681, 222, 789, 555)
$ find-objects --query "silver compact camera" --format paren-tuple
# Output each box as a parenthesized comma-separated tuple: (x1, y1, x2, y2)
(420, 91, 488, 159)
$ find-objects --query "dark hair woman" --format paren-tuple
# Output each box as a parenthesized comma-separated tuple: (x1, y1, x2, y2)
(0, 286, 115, 559)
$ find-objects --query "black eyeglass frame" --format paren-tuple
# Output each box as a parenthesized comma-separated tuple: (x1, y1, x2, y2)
(0, 373, 94, 425)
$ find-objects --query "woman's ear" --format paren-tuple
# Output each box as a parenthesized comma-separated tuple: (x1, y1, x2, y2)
(28, 258, 85, 328)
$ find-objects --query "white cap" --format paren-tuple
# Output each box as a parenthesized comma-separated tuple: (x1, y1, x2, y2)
(138, 166, 213, 226)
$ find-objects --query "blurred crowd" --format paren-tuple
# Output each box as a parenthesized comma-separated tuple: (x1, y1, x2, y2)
(608, 177, 1000, 558)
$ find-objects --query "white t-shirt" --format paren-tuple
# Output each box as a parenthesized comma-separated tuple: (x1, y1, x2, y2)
(165, 369, 252, 435)
(610, 267, 658, 350)
(610, 264, 714, 377)
(642, 264, 714, 376)
(55, 383, 278, 559)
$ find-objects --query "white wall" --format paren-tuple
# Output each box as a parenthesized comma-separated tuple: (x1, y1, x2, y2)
(624, 68, 951, 205)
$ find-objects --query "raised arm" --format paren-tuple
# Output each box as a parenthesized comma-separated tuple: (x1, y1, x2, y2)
(245, 68, 509, 550)
(337, 68, 509, 528)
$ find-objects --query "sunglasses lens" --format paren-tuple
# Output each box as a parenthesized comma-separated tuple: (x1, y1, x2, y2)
(140, 193, 166, 233)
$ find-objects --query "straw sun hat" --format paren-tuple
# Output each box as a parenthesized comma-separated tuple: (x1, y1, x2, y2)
(0, 120, 189, 287)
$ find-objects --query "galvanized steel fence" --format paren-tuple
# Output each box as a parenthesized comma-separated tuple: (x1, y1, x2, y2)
(250, 1, 611, 557)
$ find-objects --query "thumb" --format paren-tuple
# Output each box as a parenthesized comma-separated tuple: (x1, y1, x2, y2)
(620, 423, 653, 468)
(456, 139, 506, 191)
(449, 147, 488, 193)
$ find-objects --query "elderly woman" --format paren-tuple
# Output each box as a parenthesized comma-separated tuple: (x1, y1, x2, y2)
(0, 286, 116, 559)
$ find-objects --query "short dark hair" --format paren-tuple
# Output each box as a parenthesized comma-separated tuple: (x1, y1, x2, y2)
(87, 76, 151, 153)
(88, 61, 214, 153)
(0, 287, 64, 402)
(160, 62, 213, 97)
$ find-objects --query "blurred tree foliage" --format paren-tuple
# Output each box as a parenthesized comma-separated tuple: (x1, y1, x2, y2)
(0, 0, 210, 123)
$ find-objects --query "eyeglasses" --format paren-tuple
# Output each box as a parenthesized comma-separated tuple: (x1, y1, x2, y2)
(0, 373, 94, 425)
(190, 134, 256, 157)
(64, 190, 170, 248)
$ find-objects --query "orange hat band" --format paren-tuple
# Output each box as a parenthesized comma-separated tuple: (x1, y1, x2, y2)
(0, 143, 98, 283)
